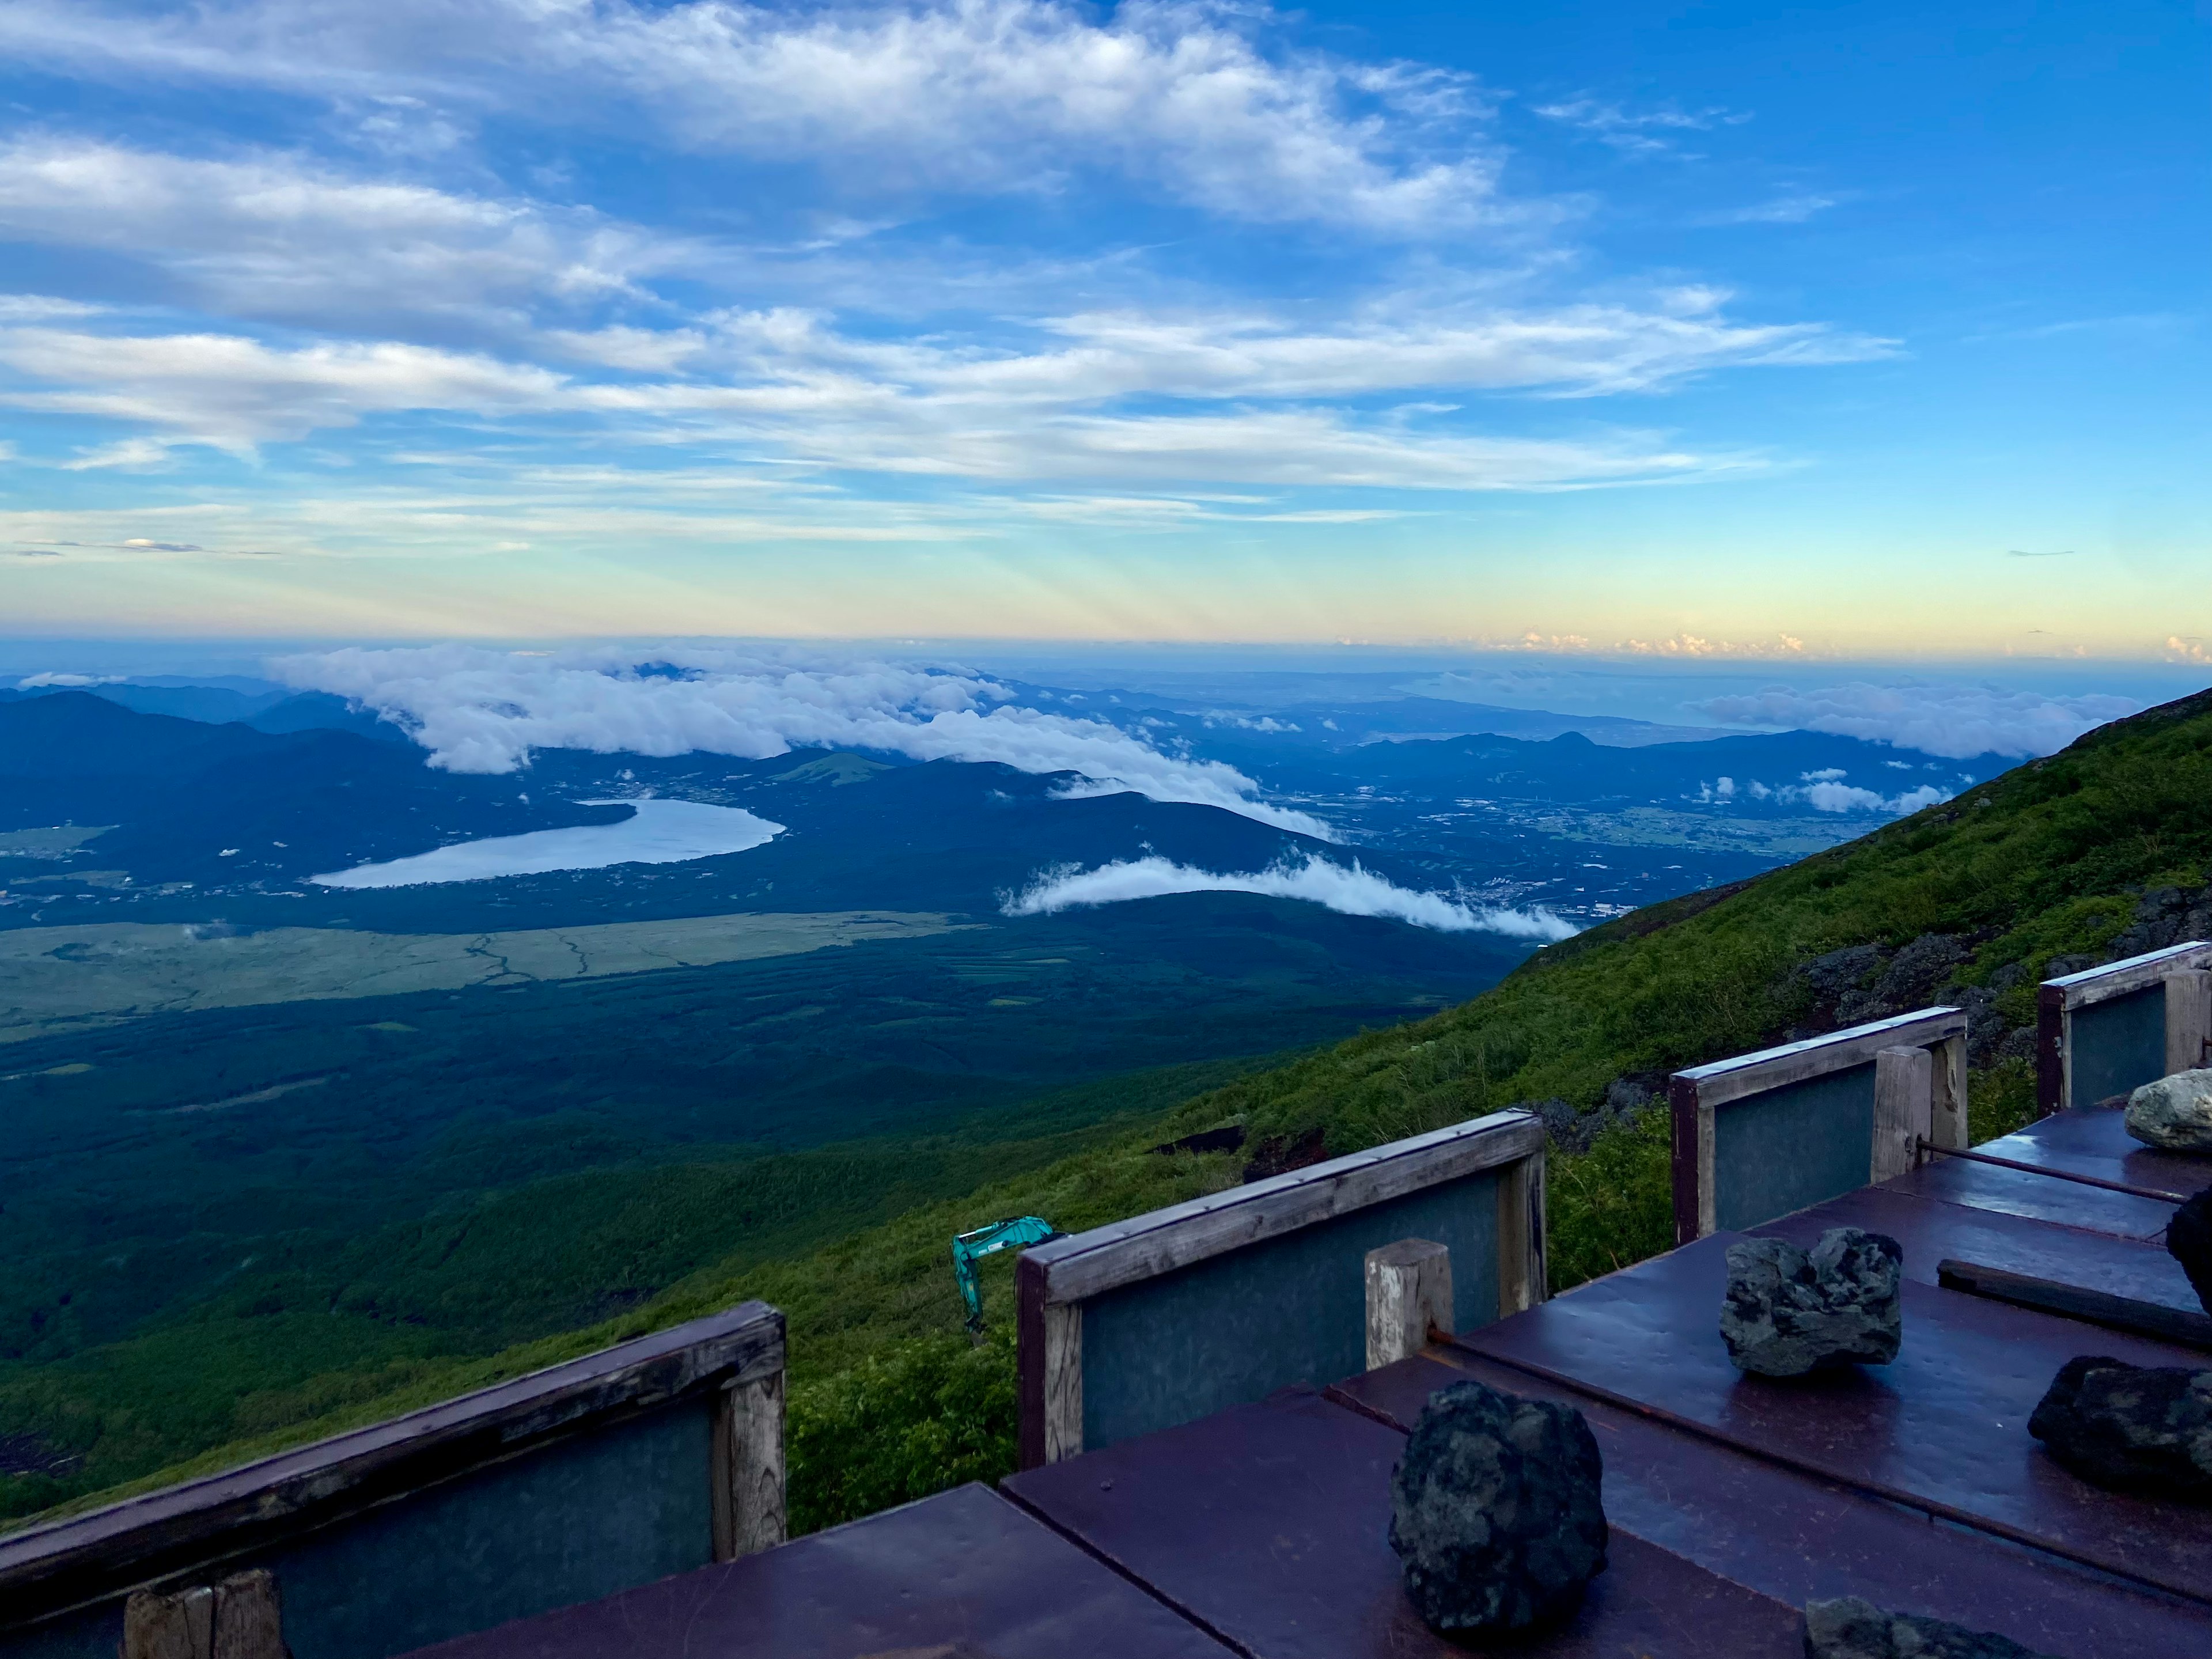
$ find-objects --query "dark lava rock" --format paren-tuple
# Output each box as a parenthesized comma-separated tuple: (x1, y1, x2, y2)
(1150, 1124, 1245, 1157)
(1803, 1596, 2063, 1659)
(1605, 1072, 1666, 1115)
(1240, 1125, 1327, 1183)
(2171, 1189, 2212, 1314)
(1866, 932, 1970, 1011)
(1529, 1096, 1581, 1149)
(2107, 881, 2212, 961)
(1528, 1082, 1660, 1156)
(1721, 1229, 1903, 1378)
(2028, 1355, 2212, 1499)
(1389, 1379, 1608, 1637)
(1802, 944, 1887, 1013)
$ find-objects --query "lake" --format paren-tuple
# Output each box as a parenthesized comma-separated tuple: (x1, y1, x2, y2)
(312, 799, 785, 888)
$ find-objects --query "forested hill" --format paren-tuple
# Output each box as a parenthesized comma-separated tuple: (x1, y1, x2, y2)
(1161, 681, 2212, 1228)
(7, 685, 2209, 1536)
(549, 678, 2212, 1525)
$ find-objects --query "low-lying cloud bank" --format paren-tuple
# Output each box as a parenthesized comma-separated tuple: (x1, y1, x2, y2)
(1695, 682, 2141, 759)
(276, 643, 1330, 838)
(1699, 771, 1954, 815)
(1002, 854, 1578, 940)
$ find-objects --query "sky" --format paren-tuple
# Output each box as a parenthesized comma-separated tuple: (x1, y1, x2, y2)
(0, 0, 2205, 658)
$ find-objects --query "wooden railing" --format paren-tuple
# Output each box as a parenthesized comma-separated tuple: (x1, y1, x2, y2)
(2037, 942, 2212, 1114)
(1016, 1110, 1545, 1468)
(0, 1302, 785, 1659)
(1671, 1007, 1968, 1244)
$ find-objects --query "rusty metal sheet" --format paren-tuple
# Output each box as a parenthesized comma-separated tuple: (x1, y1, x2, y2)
(1453, 1232, 2212, 1607)
(397, 1483, 1229, 1659)
(1003, 1385, 1803, 1658)
(1753, 1185, 2202, 1316)
(1885, 1153, 2176, 1240)
(1988, 1104, 2212, 1199)
(1331, 1354, 2212, 1659)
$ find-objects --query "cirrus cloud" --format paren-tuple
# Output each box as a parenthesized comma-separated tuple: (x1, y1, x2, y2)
(0, 0, 1510, 235)
(0, 138, 672, 328)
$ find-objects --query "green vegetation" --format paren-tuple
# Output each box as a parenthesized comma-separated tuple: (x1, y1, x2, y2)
(1, 893, 1510, 1522)
(6, 689, 2210, 1535)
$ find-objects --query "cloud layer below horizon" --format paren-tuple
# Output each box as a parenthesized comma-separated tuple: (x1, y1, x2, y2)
(1003, 852, 1578, 938)
(276, 642, 1333, 836)
(1696, 681, 2143, 759)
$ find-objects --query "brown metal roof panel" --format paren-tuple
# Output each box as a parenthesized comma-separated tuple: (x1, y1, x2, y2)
(1331, 1353, 2212, 1659)
(1977, 1103, 2212, 1199)
(397, 1482, 1230, 1659)
(1886, 1153, 2176, 1240)
(1452, 1233, 2212, 1607)
(1002, 1386, 1803, 1658)
(1751, 1184, 2201, 1316)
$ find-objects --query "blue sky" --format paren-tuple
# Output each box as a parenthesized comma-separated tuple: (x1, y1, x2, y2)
(0, 0, 2204, 657)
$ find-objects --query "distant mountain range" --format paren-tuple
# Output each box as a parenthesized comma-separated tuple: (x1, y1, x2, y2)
(0, 683, 1995, 930)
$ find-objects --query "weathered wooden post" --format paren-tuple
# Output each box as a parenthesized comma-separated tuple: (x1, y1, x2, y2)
(1872, 1044, 1934, 1180)
(1364, 1238, 1454, 1369)
(1495, 1148, 1547, 1317)
(1929, 1031, 1969, 1150)
(124, 1572, 283, 1659)
(2168, 968, 2212, 1075)
(712, 1369, 787, 1561)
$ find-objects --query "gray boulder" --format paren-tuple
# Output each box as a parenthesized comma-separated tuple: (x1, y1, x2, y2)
(2125, 1069, 2212, 1153)
(1804, 1596, 2063, 1659)
(1721, 1229, 1903, 1378)
(2027, 1355, 2212, 1500)
(1389, 1379, 1608, 1637)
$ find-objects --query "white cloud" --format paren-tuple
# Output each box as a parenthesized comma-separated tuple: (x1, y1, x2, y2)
(1002, 852, 1577, 937)
(271, 642, 1332, 836)
(0, 293, 104, 321)
(0, 328, 562, 448)
(1695, 682, 2142, 759)
(852, 301, 1891, 400)
(0, 138, 666, 327)
(1796, 779, 1948, 815)
(0, 293, 1867, 483)
(1700, 765, 1953, 815)
(1696, 194, 1836, 225)
(1532, 96, 1749, 156)
(0, 0, 1509, 234)
(0, 8, 1900, 509)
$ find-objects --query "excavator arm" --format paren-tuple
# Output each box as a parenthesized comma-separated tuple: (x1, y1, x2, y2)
(950, 1216, 1059, 1339)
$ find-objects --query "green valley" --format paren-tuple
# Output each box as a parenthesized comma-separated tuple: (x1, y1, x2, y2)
(5, 686, 2210, 1537)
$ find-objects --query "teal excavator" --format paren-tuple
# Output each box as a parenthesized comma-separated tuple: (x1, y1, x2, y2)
(950, 1216, 1059, 1341)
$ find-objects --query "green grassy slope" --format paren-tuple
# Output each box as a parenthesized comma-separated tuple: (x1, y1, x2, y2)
(8, 686, 2209, 1533)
